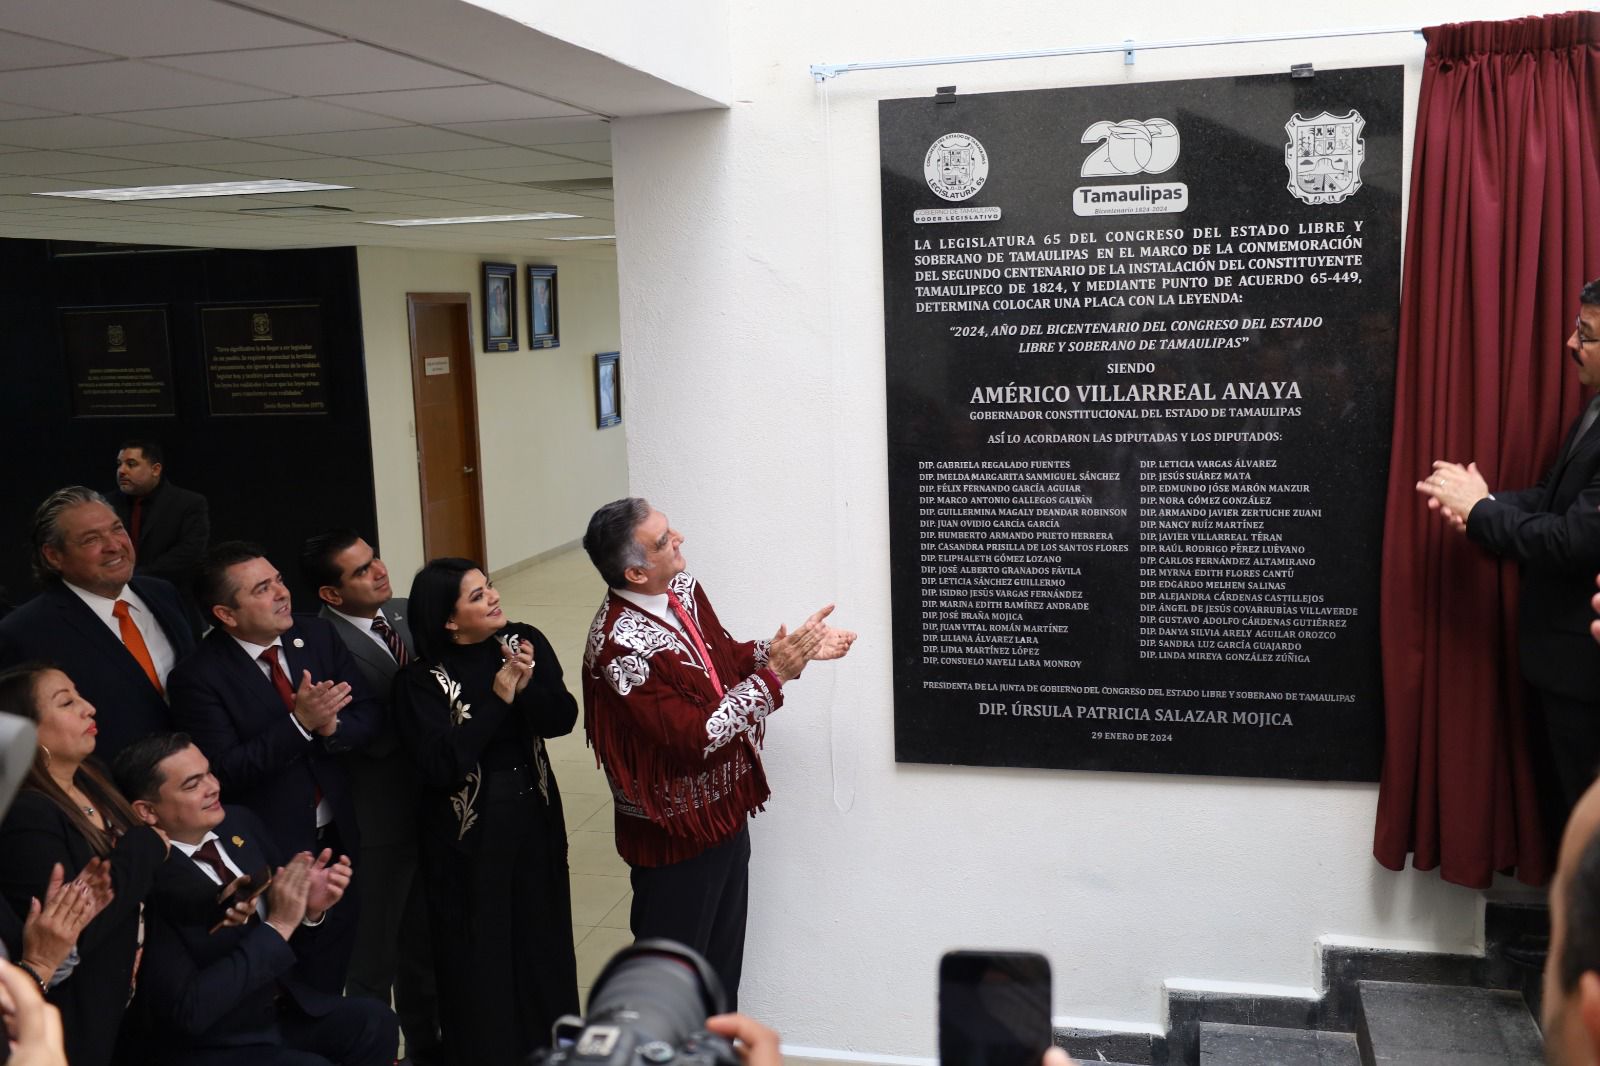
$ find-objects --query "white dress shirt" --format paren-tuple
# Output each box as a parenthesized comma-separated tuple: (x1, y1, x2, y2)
(329, 607, 396, 659)
(614, 589, 687, 636)
(65, 581, 178, 688)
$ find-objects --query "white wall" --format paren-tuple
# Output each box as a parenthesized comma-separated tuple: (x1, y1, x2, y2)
(355, 245, 627, 588)
(610, 0, 1576, 1057)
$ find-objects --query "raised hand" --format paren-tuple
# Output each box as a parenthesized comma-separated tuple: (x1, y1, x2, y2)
(264, 853, 313, 940)
(293, 671, 352, 737)
(304, 848, 353, 920)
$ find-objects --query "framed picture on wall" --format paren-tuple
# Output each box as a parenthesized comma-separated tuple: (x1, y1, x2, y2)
(528, 265, 559, 349)
(595, 351, 621, 428)
(482, 262, 517, 351)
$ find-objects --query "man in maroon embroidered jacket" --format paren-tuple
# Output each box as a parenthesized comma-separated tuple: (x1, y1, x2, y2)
(581, 498, 855, 1005)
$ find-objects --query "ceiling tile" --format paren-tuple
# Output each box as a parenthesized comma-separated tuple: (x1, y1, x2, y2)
(241, 157, 422, 180)
(338, 171, 486, 190)
(454, 162, 611, 183)
(0, 60, 280, 113)
(438, 116, 611, 146)
(0, 0, 338, 58)
(540, 141, 611, 163)
(256, 124, 498, 155)
(116, 98, 407, 138)
(0, 101, 62, 121)
(368, 146, 573, 172)
(153, 42, 483, 97)
(87, 140, 317, 165)
(0, 150, 163, 175)
(0, 115, 203, 149)
(0, 30, 114, 70)
(43, 164, 277, 186)
(322, 85, 586, 125)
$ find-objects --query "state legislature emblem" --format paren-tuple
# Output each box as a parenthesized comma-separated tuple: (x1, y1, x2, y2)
(923, 132, 989, 202)
(251, 312, 272, 341)
(105, 324, 126, 352)
(1284, 110, 1365, 205)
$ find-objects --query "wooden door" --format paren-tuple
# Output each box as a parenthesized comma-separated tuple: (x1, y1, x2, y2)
(407, 293, 487, 565)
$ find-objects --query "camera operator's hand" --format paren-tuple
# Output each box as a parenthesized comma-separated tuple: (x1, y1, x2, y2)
(0, 959, 68, 1066)
(1042, 1047, 1077, 1066)
(707, 1013, 783, 1066)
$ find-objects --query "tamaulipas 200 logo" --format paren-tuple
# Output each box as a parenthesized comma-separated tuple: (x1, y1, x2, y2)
(923, 133, 989, 201)
(1072, 117, 1187, 217)
(1284, 110, 1365, 205)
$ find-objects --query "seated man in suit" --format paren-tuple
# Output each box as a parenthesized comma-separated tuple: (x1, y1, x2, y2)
(113, 733, 397, 1066)
(302, 528, 440, 1065)
(0, 486, 194, 762)
(113, 440, 209, 631)
(168, 541, 380, 993)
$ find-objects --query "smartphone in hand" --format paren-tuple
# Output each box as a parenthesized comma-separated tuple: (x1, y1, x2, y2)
(939, 950, 1053, 1066)
(209, 867, 272, 934)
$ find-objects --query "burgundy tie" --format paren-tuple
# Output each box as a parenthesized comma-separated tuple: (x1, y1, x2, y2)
(192, 838, 234, 886)
(371, 615, 409, 666)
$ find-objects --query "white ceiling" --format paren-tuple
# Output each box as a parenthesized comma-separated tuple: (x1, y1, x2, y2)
(0, 0, 715, 254)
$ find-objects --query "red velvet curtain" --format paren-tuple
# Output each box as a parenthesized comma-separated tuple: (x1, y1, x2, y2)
(1375, 11, 1600, 888)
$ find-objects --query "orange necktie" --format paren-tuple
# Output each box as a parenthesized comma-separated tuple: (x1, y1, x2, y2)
(112, 599, 163, 695)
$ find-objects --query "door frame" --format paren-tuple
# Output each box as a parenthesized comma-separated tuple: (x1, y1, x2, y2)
(405, 291, 488, 565)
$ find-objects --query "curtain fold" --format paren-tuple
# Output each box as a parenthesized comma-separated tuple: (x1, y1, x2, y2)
(1375, 11, 1600, 888)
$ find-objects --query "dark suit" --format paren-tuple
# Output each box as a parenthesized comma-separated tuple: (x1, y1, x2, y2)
(0, 577, 193, 764)
(167, 615, 380, 992)
(134, 807, 396, 1066)
(320, 600, 441, 1064)
(1468, 403, 1600, 809)
(0, 791, 167, 1066)
(113, 479, 209, 597)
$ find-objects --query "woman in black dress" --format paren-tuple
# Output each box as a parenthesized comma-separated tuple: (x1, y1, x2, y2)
(0, 664, 168, 1066)
(394, 558, 580, 1066)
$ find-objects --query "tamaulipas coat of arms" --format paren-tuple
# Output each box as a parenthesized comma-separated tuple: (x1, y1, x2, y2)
(1284, 110, 1365, 205)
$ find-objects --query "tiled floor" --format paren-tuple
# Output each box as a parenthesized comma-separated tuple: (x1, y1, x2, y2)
(493, 546, 631, 1006)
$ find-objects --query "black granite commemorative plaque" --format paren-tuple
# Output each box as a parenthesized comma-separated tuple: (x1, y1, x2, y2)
(61, 307, 175, 417)
(201, 304, 329, 416)
(882, 66, 1402, 781)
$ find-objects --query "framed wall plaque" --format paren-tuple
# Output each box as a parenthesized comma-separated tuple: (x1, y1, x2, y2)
(60, 306, 176, 417)
(528, 265, 559, 349)
(482, 261, 518, 352)
(880, 66, 1404, 782)
(199, 303, 329, 415)
(595, 351, 621, 428)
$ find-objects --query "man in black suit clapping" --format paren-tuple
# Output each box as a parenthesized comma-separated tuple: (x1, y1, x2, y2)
(168, 542, 380, 993)
(114, 733, 396, 1066)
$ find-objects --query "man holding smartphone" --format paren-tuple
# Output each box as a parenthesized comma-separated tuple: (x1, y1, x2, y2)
(112, 733, 396, 1066)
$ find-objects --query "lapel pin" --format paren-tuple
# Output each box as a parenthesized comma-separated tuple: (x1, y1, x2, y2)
(231, 835, 244, 847)
(292, 638, 305, 649)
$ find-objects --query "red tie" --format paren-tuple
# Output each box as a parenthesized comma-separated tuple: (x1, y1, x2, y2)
(260, 648, 322, 807)
(665, 590, 723, 695)
(257, 648, 295, 711)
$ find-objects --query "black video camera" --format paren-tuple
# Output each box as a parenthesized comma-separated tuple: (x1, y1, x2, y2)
(528, 939, 740, 1066)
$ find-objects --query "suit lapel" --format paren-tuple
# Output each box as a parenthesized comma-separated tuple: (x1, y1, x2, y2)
(332, 612, 392, 675)
(47, 585, 151, 686)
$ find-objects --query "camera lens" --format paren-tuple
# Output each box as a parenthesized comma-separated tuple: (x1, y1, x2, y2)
(585, 941, 727, 1049)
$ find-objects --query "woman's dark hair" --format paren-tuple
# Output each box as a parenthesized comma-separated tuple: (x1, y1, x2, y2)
(0, 664, 139, 855)
(408, 558, 482, 662)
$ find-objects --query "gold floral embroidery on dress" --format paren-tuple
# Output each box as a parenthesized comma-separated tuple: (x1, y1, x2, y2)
(430, 666, 472, 726)
(451, 767, 481, 839)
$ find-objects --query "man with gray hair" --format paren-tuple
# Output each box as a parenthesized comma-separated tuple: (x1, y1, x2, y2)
(581, 497, 856, 1005)
(0, 486, 193, 761)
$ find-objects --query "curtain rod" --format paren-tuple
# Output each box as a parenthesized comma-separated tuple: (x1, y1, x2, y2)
(808, 25, 1423, 82)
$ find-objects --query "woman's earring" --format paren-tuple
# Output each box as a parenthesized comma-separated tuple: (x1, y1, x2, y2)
(39, 745, 51, 768)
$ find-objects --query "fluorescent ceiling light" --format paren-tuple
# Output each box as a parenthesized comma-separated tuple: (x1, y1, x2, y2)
(35, 180, 351, 202)
(545, 234, 615, 241)
(364, 212, 583, 227)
